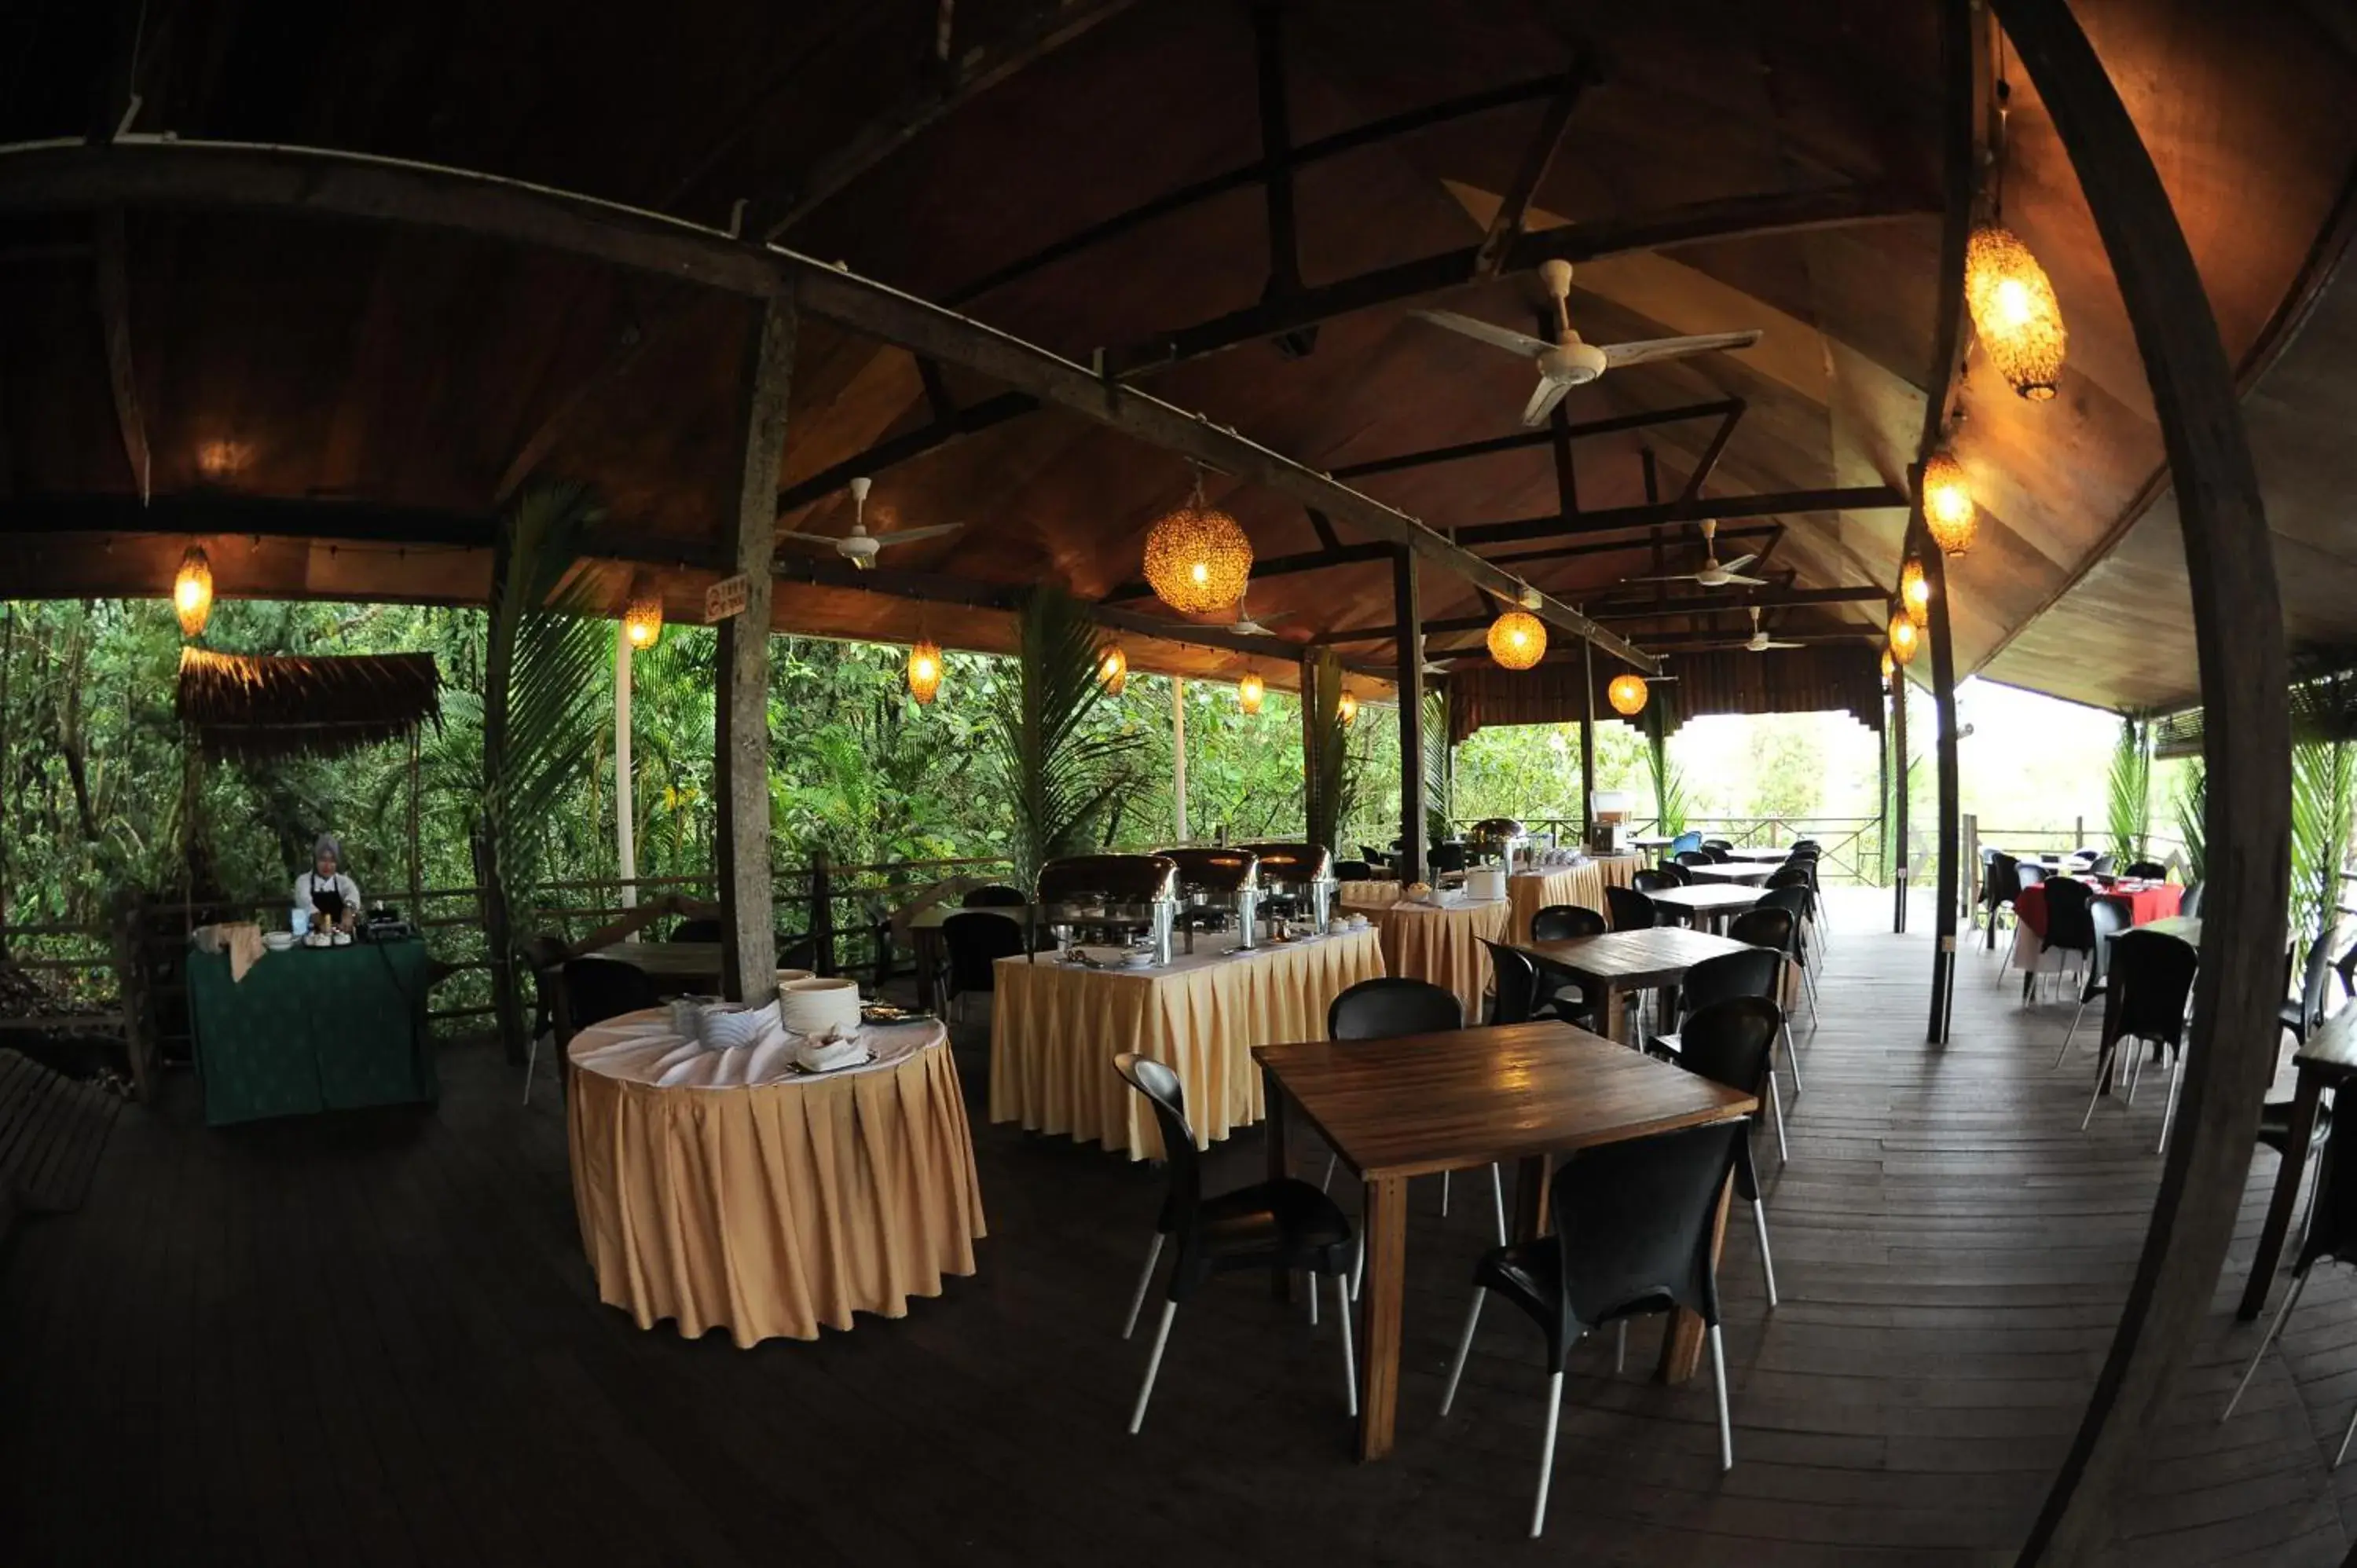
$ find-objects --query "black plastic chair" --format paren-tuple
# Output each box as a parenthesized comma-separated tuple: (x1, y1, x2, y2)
(1324, 979, 1497, 1246)
(2223, 1105, 2357, 1465)
(1702, 838, 1734, 852)
(668, 917, 722, 943)
(1670, 996, 1784, 1308)
(2179, 879, 2204, 919)
(562, 955, 659, 1035)
(1653, 859, 1695, 887)
(1359, 844, 1391, 870)
(1427, 842, 1469, 876)
(1438, 1120, 1745, 1537)
(1700, 844, 1734, 863)
(1674, 849, 1715, 869)
(1632, 869, 1692, 927)
(2122, 859, 2167, 880)
(1606, 885, 1661, 932)
(962, 883, 1028, 908)
(1981, 851, 2024, 941)
(1483, 940, 1544, 1026)
(520, 934, 571, 1107)
(2081, 927, 2200, 1152)
(1649, 948, 1793, 1161)
(2053, 896, 2130, 1065)
(1113, 1053, 1357, 1433)
(2284, 935, 2341, 1047)
(1334, 859, 1373, 882)
(1790, 839, 1822, 855)
(1530, 904, 1606, 942)
(1757, 881, 1820, 1010)
(1728, 905, 1806, 1091)
(942, 910, 1027, 1022)
(2026, 878, 2099, 1006)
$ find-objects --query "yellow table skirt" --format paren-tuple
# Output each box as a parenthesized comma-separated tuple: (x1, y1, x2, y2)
(1338, 881, 1406, 910)
(1506, 866, 1613, 942)
(1594, 852, 1647, 892)
(988, 929, 1387, 1160)
(567, 1018, 985, 1347)
(1371, 897, 1512, 1024)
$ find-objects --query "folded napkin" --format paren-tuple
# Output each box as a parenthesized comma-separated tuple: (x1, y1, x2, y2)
(794, 1026, 867, 1073)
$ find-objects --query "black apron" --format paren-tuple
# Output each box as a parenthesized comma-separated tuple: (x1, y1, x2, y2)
(309, 875, 346, 926)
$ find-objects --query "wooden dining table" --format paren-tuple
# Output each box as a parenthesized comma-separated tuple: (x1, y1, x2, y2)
(592, 940, 726, 991)
(1255, 1020, 1756, 1461)
(1643, 882, 1764, 933)
(1511, 927, 1761, 1042)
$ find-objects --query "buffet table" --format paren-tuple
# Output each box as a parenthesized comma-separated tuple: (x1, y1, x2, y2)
(1506, 864, 1612, 941)
(1371, 896, 1512, 1022)
(1338, 880, 1408, 911)
(566, 1012, 984, 1346)
(988, 929, 1385, 1159)
(185, 937, 436, 1127)
(1593, 852, 1647, 891)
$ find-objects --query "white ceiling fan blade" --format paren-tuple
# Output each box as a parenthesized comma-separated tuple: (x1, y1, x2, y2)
(1721, 573, 1772, 587)
(1519, 377, 1571, 428)
(1761, 640, 1807, 649)
(869, 523, 963, 547)
(1622, 572, 1701, 583)
(1716, 553, 1758, 573)
(1409, 309, 1553, 358)
(1599, 329, 1763, 369)
(1237, 607, 1292, 627)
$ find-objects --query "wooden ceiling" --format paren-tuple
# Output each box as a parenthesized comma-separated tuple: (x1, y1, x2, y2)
(2, 0, 2353, 710)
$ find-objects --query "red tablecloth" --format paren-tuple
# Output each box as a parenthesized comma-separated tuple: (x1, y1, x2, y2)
(2016, 878, 2183, 940)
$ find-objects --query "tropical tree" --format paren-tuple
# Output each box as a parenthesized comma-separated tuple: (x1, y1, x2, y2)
(990, 586, 1142, 885)
(2106, 713, 2153, 862)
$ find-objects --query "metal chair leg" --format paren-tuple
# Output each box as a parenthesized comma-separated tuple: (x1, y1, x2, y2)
(1127, 1302, 1177, 1434)
(1333, 1272, 1358, 1419)
(1709, 1324, 1735, 1471)
(1440, 1169, 1451, 1218)
(2222, 1267, 2309, 1422)
(1754, 1198, 1779, 1310)
(1121, 1233, 1164, 1339)
(1351, 1233, 1364, 1303)
(1490, 1163, 1508, 1246)
(522, 1031, 540, 1106)
(1439, 1288, 1486, 1414)
(1780, 1022, 1804, 1098)
(1615, 1319, 1626, 1373)
(2124, 1039, 2149, 1105)
(2157, 1051, 2183, 1156)
(1307, 1269, 1318, 1327)
(2055, 998, 2091, 1068)
(1769, 1073, 1788, 1164)
(1321, 1152, 1336, 1192)
(1530, 1369, 1566, 1538)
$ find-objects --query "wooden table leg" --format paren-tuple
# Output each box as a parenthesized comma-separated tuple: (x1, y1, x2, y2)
(1511, 1153, 1551, 1242)
(1657, 1169, 1734, 1383)
(1265, 1067, 1292, 1303)
(2239, 1067, 2322, 1321)
(1600, 984, 1626, 1046)
(1356, 1174, 1408, 1461)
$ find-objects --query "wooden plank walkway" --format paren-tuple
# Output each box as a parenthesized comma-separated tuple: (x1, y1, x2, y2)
(0, 891, 2348, 1563)
(0, 1046, 121, 1218)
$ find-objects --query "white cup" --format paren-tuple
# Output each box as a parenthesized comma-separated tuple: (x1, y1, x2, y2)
(779, 976, 861, 1035)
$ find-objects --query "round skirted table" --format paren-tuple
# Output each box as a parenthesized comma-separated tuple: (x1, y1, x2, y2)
(566, 1011, 985, 1347)
(1592, 852, 1647, 892)
(988, 929, 1386, 1160)
(2012, 878, 2184, 973)
(1505, 864, 1613, 942)
(1338, 880, 1408, 911)
(1371, 896, 1513, 1023)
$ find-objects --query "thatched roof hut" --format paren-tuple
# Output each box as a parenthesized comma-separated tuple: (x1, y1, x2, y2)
(174, 647, 439, 760)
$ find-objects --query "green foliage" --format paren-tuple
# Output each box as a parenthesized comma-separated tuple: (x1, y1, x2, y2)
(1304, 651, 1351, 853)
(2173, 757, 2207, 884)
(990, 586, 1142, 885)
(2106, 715, 2152, 861)
(2291, 734, 2354, 953)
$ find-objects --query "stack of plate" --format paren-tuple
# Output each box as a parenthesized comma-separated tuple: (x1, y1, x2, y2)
(779, 976, 862, 1036)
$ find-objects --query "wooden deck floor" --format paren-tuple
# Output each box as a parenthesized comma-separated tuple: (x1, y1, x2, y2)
(2, 892, 2352, 1565)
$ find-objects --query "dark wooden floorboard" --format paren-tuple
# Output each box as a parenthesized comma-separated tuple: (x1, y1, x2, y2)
(1, 891, 2351, 1564)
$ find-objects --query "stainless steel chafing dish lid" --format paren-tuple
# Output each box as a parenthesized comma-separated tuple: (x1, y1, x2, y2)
(1469, 817, 1527, 839)
(1238, 842, 1334, 888)
(1035, 853, 1180, 906)
(1156, 847, 1259, 895)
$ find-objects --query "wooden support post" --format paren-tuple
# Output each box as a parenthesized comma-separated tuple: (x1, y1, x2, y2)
(808, 848, 835, 978)
(1988, 0, 2289, 1560)
(1171, 677, 1188, 843)
(1923, 526, 1959, 1035)
(1581, 636, 1597, 846)
(1393, 549, 1426, 886)
(1893, 635, 1910, 934)
(613, 629, 638, 931)
(1298, 650, 1321, 842)
(713, 290, 797, 1002)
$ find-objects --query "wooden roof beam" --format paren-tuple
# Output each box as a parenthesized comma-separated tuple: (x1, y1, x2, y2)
(1481, 522, 1775, 570)
(1581, 584, 1888, 620)
(1456, 484, 1908, 547)
(1101, 539, 1395, 603)
(1098, 183, 1937, 379)
(773, 388, 1037, 515)
(1475, 61, 1596, 277)
(1329, 399, 1739, 481)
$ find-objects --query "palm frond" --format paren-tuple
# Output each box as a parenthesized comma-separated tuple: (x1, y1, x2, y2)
(991, 586, 1142, 884)
(2172, 757, 2207, 885)
(2291, 733, 2354, 952)
(2106, 715, 2151, 862)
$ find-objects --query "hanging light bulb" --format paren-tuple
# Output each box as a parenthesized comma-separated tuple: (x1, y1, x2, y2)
(1607, 672, 1649, 717)
(907, 639, 943, 705)
(1142, 467, 1253, 616)
(1237, 672, 1265, 714)
(1881, 647, 1896, 682)
(173, 546, 214, 637)
(1337, 691, 1358, 726)
(1486, 610, 1547, 670)
(1098, 644, 1128, 697)
(1921, 450, 1977, 556)
(1887, 610, 1920, 667)
(1900, 556, 1930, 628)
(622, 577, 664, 649)
(1965, 225, 2066, 401)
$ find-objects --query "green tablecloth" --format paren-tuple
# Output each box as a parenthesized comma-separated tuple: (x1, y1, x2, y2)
(185, 938, 437, 1126)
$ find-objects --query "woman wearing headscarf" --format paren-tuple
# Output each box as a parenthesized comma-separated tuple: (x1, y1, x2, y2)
(295, 833, 363, 946)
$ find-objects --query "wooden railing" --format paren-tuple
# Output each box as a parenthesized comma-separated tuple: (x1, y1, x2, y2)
(1453, 813, 1890, 885)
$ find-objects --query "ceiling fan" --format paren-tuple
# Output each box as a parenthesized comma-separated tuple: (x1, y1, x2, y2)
(1727, 606, 1806, 653)
(1143, 590, 1292, 639)
(779, 476, 962, 570)
(1622, 519, 1769, 589)
(1409, 258, 1763, 427)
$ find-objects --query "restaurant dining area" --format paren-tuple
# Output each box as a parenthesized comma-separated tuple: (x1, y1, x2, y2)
(7, 1, 2357, 1564)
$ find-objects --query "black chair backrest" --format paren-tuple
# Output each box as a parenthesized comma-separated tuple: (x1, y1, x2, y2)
(1677, 995, 1780, 1101)
(2122, 859, 2167, 880)
(2179, 880, 2204, 919)
(2041, 877, 2097, 953)
(943, 910, 1028, 992)
(1335, 859, 1373, 881)
(1114, 1052, 1202, 1242)
(1427, 842, 1470, 875)
(1550, 1121, 1743, 1335)
(2085, 897, 2129, 983)
(563, 956, 659, 1031)
(1765, 864, 1811, 887)
(1987, 852, 2022, 905)
(1605, 885, 1659, 932)
(1360, 844, 1391, 867)
(523, 933, 568, 1037)
(1679, 947, 1786, 1017)
(1756, 886, 1811, 936)
(1531, 903, 1607, 942)
(2108, 929, 2200, 1047)
(2299, 1101, 2357, 1273)
(1654, 859, 1695, 885)
(1789, 839, 1822, 853)
(2088, 852, 2117, 876)
(2295, 934, 2340, 1037)
(962, 883, 1028, 908)
(1727, 905, 1797, 958)
(1633, 869, 1682, 896)
(1701, 838, 1734, 851)
(1481, 940, 1543, 1026)
(669, 917, 722, 943)
(1329, 976, 1463, 1040)
(1674, 849, 1714, 868)
(1701, 845, 1733, 863)
(2015, 861, 2047, 888)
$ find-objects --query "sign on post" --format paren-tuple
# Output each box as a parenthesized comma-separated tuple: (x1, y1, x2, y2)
(703, 573, 751, 624)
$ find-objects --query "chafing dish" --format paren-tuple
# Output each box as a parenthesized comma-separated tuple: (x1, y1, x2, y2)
(1157, 847, 1260, 953)
(1466, 816, 1530, 870)
(1033, 853, 1179, 965)
(1241, 842, 1336, 935)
